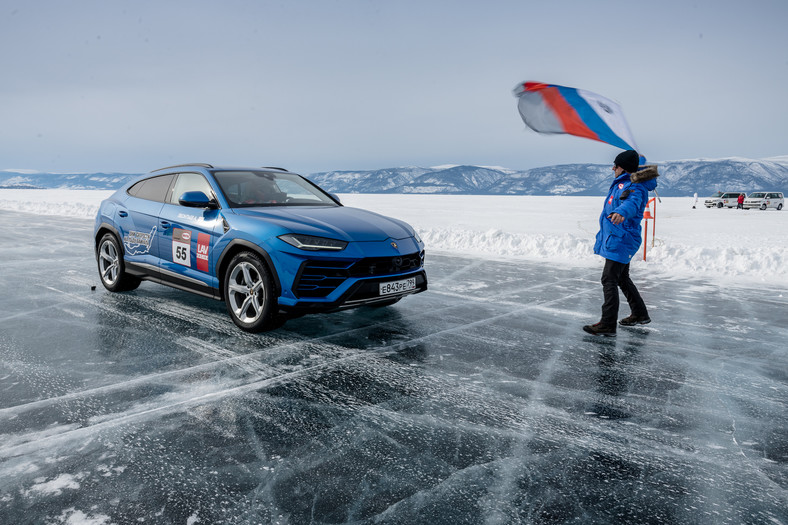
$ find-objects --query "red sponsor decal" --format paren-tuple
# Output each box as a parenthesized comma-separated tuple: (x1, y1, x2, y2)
(196, 233, 210, 272)
(618, 183, 624, 189)
(608, 196, 613, 205)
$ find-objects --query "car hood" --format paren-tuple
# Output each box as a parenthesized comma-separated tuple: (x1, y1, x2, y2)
(232, 206, 414, 242)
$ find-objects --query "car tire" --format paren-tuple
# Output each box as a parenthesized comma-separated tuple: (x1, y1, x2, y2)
(223, 251, 279, 332)
(717, 202, 723, 208)
(97, 233, 141, 292)
(778, 203, 783, 211)
(760, 203, 767, 210)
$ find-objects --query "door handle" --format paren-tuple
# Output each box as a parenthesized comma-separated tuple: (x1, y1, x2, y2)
(118, 210, 128, 218)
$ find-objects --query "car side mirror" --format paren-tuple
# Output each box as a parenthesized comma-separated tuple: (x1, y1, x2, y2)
(330, 193, 341, 204)
(179, 191, 218, 209)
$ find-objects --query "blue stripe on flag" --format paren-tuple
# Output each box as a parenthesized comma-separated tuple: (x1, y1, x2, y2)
(555, 86, 634, 151)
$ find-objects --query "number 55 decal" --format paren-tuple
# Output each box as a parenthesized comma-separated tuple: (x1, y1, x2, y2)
(172, 228, 192, 267)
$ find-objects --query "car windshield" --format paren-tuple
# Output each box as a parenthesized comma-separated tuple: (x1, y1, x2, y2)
(212, 171, 338, 208)
(709, 192, 723, 198)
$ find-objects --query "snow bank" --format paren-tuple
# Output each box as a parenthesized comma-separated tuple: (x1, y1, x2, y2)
(342, 194, 788, 286)
(1, 190, 786, 286)
(0, 189, 112, 218)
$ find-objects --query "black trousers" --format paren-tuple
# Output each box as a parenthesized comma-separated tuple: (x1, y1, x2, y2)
(600, 259, 648, 326)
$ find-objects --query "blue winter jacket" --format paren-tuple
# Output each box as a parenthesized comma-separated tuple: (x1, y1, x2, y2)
(593, 165, 659, 264)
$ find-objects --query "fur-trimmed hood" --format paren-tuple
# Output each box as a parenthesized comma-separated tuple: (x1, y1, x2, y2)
(631, 164, 659, 184)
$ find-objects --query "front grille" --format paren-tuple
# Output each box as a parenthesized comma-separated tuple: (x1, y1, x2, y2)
(348, 253, 422, 277)
(293, 252, 423, 298)
(294, 260, 354, 298)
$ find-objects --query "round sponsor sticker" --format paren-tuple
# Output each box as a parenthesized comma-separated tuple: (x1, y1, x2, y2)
(618, 183, 624, 189)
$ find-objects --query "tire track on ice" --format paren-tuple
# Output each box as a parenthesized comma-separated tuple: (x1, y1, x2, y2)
(0, 288, 595, 460)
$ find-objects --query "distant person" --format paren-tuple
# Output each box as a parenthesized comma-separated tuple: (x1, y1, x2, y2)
(737, 193, 744, 209)
(693, 192, 698, 209)
(583, 150, 659, 337)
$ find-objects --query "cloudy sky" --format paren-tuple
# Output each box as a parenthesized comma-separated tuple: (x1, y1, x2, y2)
(1, 0, 786, 174)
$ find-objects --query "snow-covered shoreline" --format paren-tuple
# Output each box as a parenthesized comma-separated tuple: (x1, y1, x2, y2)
(2, 189, 786, 287)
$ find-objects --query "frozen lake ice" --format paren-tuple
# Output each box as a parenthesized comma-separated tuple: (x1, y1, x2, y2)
(0, 210, 786, 524)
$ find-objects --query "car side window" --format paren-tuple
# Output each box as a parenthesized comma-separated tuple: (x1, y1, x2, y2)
(127, 180, 143, 196)
(169, 172, 215, 205)
(128, 174, 175, 202)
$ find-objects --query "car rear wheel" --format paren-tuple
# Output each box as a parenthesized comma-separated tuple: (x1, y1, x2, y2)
(97, 233, 141, 292)
(224, 251, 279, 332)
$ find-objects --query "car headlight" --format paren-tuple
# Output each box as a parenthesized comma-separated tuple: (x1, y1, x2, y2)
(278, 234, 347, 251)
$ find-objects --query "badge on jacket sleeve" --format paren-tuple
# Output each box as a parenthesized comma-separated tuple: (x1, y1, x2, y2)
(618, 183, 624, 189)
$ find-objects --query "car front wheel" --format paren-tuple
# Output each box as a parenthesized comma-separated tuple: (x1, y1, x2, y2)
(761, 203, 767, 210)
(224, 252, 279, 332)
(717, 202, 723, 208)
(778, 203, 783, 211)
(97, 233, 141, 292)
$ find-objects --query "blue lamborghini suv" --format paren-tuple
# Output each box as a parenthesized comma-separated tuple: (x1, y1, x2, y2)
(93, 164, 427, 331)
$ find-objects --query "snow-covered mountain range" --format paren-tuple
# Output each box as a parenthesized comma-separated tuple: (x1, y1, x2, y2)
(309, 157, 788, 196)
(0, 171, 132, 190)
(2, 157, 787, 196)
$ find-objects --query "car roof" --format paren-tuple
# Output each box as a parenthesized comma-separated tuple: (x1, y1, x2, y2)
(149, 164, 291, 174)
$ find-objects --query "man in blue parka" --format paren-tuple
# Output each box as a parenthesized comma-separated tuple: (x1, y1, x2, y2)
(583, 149, 659, 336)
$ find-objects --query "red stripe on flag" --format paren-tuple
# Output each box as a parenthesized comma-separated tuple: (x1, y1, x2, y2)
(524, 82, 550, 91)
(540, 87, 600, 142)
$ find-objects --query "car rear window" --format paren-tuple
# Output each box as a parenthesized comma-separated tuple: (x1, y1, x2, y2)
(127, 174, 175, 202)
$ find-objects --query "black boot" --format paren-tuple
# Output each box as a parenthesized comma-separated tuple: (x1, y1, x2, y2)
(619, 314, 651, 326)
(583, 322, 617, 337)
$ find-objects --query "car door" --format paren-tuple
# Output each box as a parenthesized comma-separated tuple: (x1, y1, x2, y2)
(157, 172, 224, 295)
(115, 174, 175, 273)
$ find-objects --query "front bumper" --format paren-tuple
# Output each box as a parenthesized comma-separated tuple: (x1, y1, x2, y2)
(278, 269, 428, 315)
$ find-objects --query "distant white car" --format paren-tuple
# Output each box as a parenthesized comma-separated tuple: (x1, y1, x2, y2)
(704, 191, 746, 208)
(742, 192, 784, 210)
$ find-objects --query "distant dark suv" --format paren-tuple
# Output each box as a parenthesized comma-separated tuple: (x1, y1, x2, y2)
(94, 164, 427, 332)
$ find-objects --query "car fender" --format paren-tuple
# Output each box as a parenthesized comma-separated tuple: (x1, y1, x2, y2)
(94, 221, 124, 257)
(216, 239, 282, 298)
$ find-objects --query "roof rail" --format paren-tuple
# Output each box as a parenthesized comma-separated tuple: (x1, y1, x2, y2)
(261, 166, 289, 172)
(151, 163, 214, 172)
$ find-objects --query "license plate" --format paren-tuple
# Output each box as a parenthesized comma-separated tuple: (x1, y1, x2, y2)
(379, 277, 416, 296)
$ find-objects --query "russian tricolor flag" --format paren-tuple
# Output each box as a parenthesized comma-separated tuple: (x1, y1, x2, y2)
(513, 81, 640, 155)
